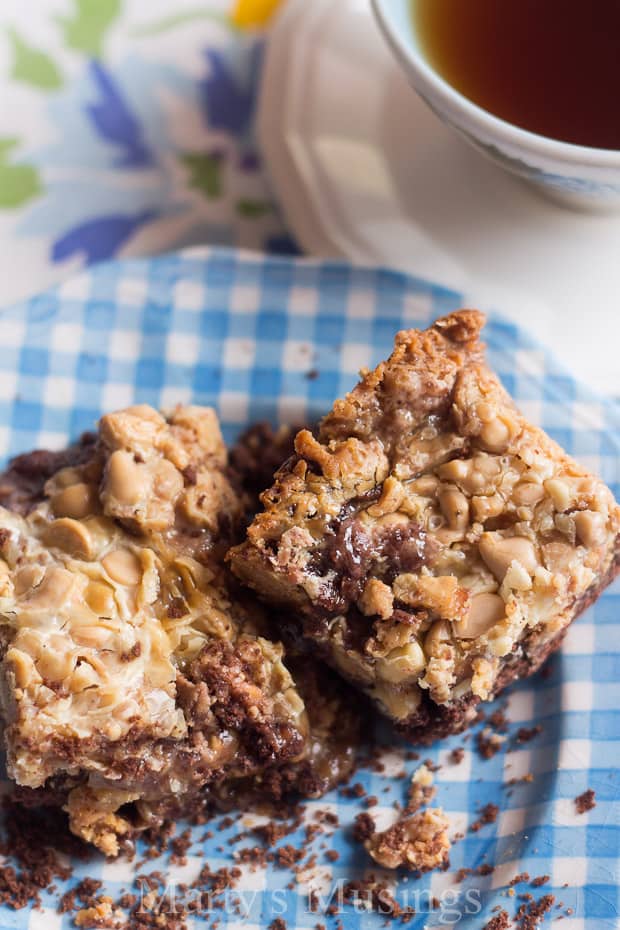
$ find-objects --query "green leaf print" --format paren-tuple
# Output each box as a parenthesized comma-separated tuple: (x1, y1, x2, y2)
(182, 152, 223, 199)
(9, 30, 63, 89)
(0, 139, 41, 208)
(57, 0, 121, 57)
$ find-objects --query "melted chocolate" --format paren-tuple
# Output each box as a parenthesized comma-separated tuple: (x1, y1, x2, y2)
(309, 491, 432, 617)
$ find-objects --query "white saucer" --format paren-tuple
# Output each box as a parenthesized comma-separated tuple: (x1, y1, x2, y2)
(259, 0, 620, 396)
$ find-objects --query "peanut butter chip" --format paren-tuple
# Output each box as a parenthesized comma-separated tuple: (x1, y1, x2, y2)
(454, 592, 505, 639)
(102, 549, 143, 586)
(23, 566, 74, 609)
(42, 518, 94, 560)
(478, 533, 538, 582)
(105, 451, 144, 505)
(51, 482, 97, 519)
(85, 580, 116, 615)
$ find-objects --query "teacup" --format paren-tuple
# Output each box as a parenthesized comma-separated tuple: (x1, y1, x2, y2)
(372, 0, 620, 211)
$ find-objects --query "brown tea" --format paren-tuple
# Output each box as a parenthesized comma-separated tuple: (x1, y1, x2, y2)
(413, 0, 620, 150)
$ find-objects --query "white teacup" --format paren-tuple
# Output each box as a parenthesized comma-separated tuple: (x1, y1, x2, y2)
(372, 0, 620, 211)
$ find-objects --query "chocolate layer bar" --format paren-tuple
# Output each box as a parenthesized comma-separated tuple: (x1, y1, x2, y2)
(230, 311, 620, 740)
(0, 405, 357, 854)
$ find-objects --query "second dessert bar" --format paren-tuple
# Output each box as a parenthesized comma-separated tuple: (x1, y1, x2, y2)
(230, 311, 620, 740)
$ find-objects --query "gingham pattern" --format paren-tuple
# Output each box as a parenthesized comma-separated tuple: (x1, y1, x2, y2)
(0, 247, 618, 930)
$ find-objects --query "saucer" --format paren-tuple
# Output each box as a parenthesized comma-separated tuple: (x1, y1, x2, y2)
(258, 0, 620, 396)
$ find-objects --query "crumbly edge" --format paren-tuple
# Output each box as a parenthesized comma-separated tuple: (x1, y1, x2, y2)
(230, 310, 620, 732)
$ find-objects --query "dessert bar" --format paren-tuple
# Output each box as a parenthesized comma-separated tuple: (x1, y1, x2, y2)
(0, 405, 357, 854)
(230, 311, 620, 740)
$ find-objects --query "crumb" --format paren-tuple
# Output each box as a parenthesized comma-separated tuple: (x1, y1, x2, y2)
(531, 874, 549, 887)
(574, 789, 596, 814)
(515, 725, 542, 744)
(352, 813, 376, 843)
(469, 804, 499, 833)
(482, 911, 510, 930)
(449, 747, 465, 765)
(477, 728, 506, 759)
(365, 808, 451, 872)
(488, 709, 509, 732)
(515, 894, 555, 929)
(510, 872, 530, 886)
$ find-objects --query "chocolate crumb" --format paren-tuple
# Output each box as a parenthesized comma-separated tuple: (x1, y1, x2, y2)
(476, 728, 506, 759)
(482, 910, 510, 930)
(469, 803, 499, 833)
(574, 789, 596, 814)
(515, 893, 555, 929)
(516, 725, 542, 744)
(352, 812, 376, 843)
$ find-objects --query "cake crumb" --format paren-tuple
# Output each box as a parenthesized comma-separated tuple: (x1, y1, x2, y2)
(574, 789, 596, 814)
(365, 808, 451, 872)
(482, 910, 510, 930)
(469, 803, 499, 833)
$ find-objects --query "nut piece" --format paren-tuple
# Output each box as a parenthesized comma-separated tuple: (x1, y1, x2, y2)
(438, 487, 469, 531)
(359, 577, 394, 619)
(574, 510, 606, 548)
(513, 481, 545, 507)
(423, 619, 452, 656)
(376, 641, 426, 684)
(51, 482, 98, 519)
(454, 592, 505, 640)
(544, 478, 572, 512)
(475, 403, 518, 453)
(102, 549, 143, 586)
(471, 493, 504, 523)
(478, 532, 538, 582)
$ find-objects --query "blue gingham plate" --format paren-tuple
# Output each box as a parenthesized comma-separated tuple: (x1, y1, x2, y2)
(0, 247, 618, 929)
